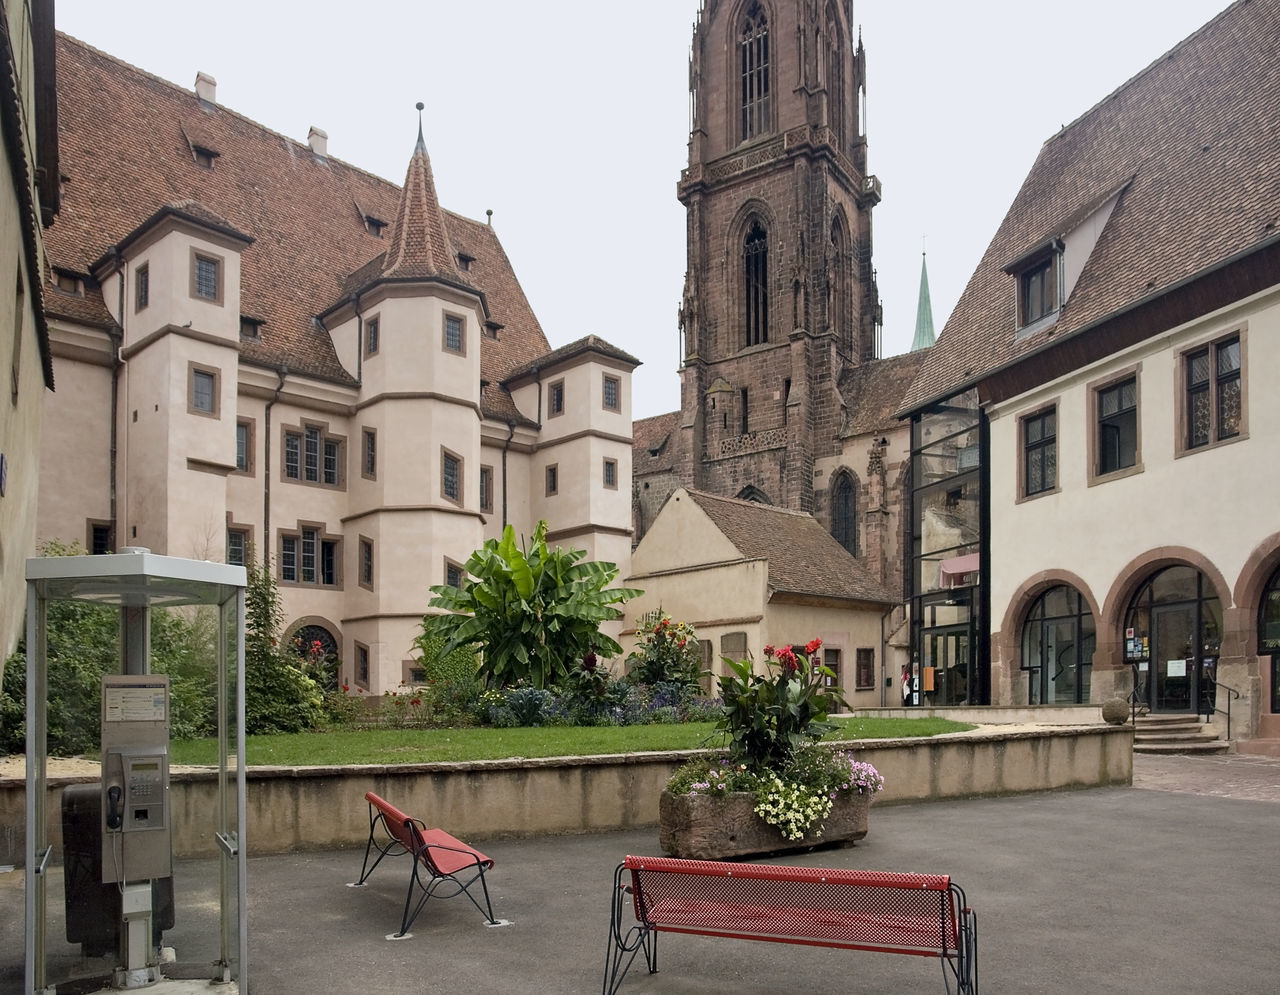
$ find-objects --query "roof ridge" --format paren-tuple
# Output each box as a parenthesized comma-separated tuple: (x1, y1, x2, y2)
(1041, 0, 1247, 148)
(686, 488, 816, 519)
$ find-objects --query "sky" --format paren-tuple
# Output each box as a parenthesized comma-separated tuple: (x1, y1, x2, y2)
(57, 0, 1234, 420)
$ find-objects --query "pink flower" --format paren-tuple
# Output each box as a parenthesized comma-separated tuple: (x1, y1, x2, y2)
(805, 638, 823, 655)
(777, 647, 799, 673)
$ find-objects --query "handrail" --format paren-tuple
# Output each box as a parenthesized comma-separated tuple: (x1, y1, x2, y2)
(1127, 662, 1145, 725)
(1201, 678, 1242, 741)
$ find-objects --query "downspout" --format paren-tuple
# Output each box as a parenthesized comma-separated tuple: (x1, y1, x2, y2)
(349, 294, 363, 386)
(108, 247, 125, 548)
(500, 420, 516, 529)
(262, 365, 287, 558)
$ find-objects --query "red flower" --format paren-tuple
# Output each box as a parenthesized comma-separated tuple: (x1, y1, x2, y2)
(763, 644, 775, 657)
(805, 638, 823, 655)
(411, 698, 422, 707)
(341, 684, 349, 692)
(777, 647, 799, 673)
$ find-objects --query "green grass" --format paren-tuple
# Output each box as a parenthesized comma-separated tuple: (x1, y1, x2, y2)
(168, 716, 974, 767)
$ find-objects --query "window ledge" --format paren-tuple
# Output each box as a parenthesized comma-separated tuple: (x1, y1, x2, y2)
(1088, 462, 1144, 487)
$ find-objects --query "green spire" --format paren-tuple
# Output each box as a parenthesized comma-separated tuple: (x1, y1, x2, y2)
(911, 252, 936, 352)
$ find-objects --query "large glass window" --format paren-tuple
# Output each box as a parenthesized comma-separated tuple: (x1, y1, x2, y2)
(831, 471, 857, 555)
(1125, 566, 1221, 713)
(1021, 585, 1094, 704)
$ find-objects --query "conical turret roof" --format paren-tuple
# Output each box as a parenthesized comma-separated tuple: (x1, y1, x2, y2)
(382, 110, 466, 284)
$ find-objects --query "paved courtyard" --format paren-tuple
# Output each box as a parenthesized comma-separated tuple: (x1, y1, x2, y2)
(4, 753, 1277, 994)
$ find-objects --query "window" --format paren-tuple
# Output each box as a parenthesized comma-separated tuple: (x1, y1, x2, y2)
(545, 463, 559, 496)
(457, 253, 474, 271)
(445, 560, 465, 588)
(135, 264, 149, 311)
(603, 457, 618, 489)
(1022, 407, 1056, 497)
(739, 3, 771, 141)
(192, 252, 221, 303)
(235, 420, 252, 473)
(855, 648, 875, 691)
(365, 316, 380, 356)
(283, 423, 344, 487)
(1183, 333, 1243, 452)
(89, 521, 113, 555)
(355, 642, 370, 687)
(744, 220, 769, 346)
(240, 317, 261, 339)
(365, 216, 386, 237)
(189, 364, 218, 417)
(1021, 257, 1056, 326)
(820, 648, 842, 689)
(443, 313, 464, 354)
(480, 465, 494, 513)
(226, 528, 248, 566)
(602, 374, 620, 412)
(193, 145, 218, 169)
(281, 527, 339, 586)
(548, 379, 565, 418)
(53, 270, 81, 295)
(359, 538, 374, 589)
(441, 449, 462, 503)
(740, 388, 749, 435)
(1095, 375, 1138, 478)
(831, 471, 857, 555)
(362, 428, 376, 479)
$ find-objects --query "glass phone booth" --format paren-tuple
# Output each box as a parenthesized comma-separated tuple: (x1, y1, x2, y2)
(23, 549, 247, 993)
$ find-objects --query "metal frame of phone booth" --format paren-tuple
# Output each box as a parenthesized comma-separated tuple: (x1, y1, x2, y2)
(24, 549, 247, 994)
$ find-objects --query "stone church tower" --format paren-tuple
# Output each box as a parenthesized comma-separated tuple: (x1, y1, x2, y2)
(675, 0, 881, 512)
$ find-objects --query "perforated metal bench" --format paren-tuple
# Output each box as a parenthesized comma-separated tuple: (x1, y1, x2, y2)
(604, 855, 977, 994)
(350, 791, 500, 938)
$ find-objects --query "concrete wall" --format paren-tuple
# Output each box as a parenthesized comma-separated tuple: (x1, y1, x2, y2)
(1, 725, 1131, 865)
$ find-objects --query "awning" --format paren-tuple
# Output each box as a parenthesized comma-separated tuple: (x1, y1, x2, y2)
(939, 552, 980, 588)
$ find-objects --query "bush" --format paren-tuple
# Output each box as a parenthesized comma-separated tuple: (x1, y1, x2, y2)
(627, 612, 706, 689)
(243, 560, 323, 735)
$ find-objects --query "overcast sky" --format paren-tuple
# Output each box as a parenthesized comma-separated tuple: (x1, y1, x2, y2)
(57, 1, 1233, 419)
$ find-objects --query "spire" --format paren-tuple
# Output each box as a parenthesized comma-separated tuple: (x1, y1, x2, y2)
(382, 102, 461, 282)
(910, 251, 936, 352)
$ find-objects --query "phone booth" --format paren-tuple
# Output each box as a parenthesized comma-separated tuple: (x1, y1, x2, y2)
(23, 549, 247, 993)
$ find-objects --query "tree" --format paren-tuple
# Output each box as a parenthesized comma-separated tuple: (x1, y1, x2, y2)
(420, 521, 642, 689)
(243, 559, 324, 734)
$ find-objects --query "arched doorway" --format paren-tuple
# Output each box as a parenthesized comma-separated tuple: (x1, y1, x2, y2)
(1124, 566, 1221, 713)
(1258, 566, 1280, 716)
(1021, 585, 1094, 704)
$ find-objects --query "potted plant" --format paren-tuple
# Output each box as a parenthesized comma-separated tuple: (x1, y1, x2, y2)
(660, 640, 884, 859)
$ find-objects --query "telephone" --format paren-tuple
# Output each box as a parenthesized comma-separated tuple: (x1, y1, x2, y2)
(100, 675, 172, 883)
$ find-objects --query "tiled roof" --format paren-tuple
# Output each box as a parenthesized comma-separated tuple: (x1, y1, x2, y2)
(379, 126, 471, 287)
(503, 334, 641, 383)
(47, 33, 551, 388)
(901, 0, 1280, 412)
(684, 489, 896, 605)
(632, 410, 680, 473)
(837, 351, 926, 437)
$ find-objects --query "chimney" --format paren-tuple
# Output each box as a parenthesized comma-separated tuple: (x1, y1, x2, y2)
(307, 126, 328, 157)
(194, 71, 217, 105)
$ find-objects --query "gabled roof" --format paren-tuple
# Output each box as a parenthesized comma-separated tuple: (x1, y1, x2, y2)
(683, 489, 896, 605)
(46, 33, 552, 389)
(633, 410, 681, 474)
(902, 0, 1280, 412)
(837, 351, 926, 437)
(503, 334, 641, 384)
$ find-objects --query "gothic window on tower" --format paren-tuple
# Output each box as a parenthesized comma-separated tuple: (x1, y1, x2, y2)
(826, 3, 845, 147)
(744, 220, 769, 346)
(739, 3, 770, 141)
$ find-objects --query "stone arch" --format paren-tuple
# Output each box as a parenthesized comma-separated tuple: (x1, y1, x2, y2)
(997, 570, 1102, 676)
(736, 484, 772, 504)
(828, 466, 858, 555)
(1100, 546, 1233, 634)
(1232, 531, 1280, 656)
(284, 615, 342, 664)
(725, 199, 778, 351)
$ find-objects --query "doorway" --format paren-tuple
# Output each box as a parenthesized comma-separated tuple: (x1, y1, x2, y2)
(925, 627, 970, 705)
(1125, 566, 1221, 715)
(1152, 605, 1195, 711)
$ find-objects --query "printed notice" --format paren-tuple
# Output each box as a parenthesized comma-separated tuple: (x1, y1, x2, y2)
(104, 683, 167, 723)
(1166, 660, 1187, 678)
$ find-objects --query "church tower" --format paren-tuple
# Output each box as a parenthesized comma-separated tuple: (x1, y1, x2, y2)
(676, 0, 881, 512)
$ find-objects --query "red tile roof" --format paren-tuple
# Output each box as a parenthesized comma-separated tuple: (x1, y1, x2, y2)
(902, 0, 1280, 412)
(46, 33, 551, 395)
(632, 411, 681, 474)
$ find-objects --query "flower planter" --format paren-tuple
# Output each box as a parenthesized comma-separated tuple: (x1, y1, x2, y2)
(659, 789, 871, 860)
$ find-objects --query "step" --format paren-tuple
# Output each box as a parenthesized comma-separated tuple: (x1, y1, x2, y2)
(1134, 732, 1222, 745)
(1134, 740, 1231, 755)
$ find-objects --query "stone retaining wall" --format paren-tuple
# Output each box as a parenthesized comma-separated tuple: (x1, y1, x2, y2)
(0, 725, 1131, 866)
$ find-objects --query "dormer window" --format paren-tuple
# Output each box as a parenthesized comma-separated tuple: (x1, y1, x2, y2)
(483, 320, 501, 340)
(192, 144, 219, 169)
(53, 269, 82, 295)
(364, 215, 386, 238)
(1006, 239, 1062, 337)
(457, 253, 474, 272)
(240, 317, 262, 340)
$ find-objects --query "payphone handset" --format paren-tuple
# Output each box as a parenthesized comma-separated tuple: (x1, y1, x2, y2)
(100, 675, 172, 883)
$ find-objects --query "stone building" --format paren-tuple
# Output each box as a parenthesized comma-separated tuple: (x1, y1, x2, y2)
(36, 34, 637, 692)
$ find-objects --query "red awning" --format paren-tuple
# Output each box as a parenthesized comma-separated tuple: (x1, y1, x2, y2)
(939, 553, 980, 588)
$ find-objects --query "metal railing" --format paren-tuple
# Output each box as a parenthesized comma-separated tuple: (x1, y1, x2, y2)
(1200, 678, 1242, 740)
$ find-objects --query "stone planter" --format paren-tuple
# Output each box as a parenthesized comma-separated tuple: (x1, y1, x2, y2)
(659, 789, 871, 860)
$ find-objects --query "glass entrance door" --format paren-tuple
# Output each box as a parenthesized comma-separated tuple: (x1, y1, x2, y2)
(925, 628, 970, 705)
(1152, 605, 1195, 712)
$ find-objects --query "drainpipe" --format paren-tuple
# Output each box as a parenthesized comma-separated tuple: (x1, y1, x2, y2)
(262, 365, 287, 558)
(108, 246, 125, 548)
(349, 294, 363, 386)
(500, 420, 515, 529)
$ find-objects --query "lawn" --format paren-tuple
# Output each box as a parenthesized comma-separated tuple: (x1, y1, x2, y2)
(169, 716, 974, 767)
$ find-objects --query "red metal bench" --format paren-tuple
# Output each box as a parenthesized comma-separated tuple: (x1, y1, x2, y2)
(604, 855, 977, 994)
(350, 791, 500, 938)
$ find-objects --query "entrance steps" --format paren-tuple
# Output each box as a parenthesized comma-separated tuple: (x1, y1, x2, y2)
(1132, 713, 1229, 755)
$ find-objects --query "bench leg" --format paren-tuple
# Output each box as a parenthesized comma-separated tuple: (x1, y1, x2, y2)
(602, 865, 657, 995)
